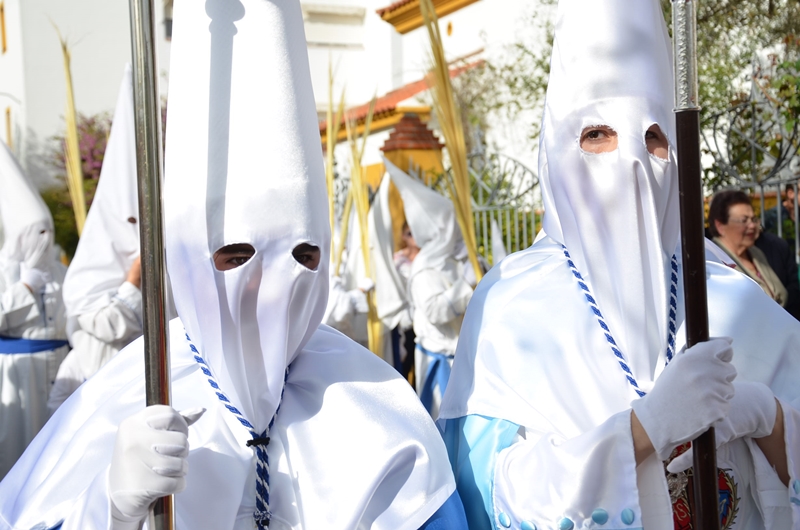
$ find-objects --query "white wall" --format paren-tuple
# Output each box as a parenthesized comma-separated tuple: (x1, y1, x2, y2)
(305, 0, 396, 113)
(17, 0, 171, 187)
(0, 0, 27, 152)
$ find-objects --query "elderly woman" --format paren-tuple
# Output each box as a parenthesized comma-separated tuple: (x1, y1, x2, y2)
(709, 189, 788, 306)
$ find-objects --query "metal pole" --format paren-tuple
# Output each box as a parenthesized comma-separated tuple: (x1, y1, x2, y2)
(128, 0, 173, 529)
(777, 184, 783, 238)
(793, 182, 799, 264)
(672, 2, 720, 529)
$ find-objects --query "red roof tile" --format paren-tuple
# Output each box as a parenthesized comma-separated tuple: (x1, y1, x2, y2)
(376, 0, 415, 17)
(319, 59, 482, 135)
(381, 113, 443, 151)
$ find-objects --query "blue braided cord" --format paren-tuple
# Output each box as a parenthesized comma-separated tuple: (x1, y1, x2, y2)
(186, 333, 287, 529)
(562, 247, 678, 398)
(665, 255, 679, 362)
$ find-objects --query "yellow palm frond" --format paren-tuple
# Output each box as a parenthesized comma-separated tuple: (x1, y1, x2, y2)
(54, 26, 87, 235)
(419, 0, 482, 283)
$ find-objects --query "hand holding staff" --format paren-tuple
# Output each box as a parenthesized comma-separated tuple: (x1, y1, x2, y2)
(672, 1, 721, 528)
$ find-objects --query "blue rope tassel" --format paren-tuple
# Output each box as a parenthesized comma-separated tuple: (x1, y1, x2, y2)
(187, 333, 287, 528)
(562, 247, 678, 398)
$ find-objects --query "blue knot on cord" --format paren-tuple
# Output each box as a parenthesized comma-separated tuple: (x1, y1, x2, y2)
(186, 332, 288, 530)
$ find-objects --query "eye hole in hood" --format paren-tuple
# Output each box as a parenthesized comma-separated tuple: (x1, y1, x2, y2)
(292, 243, 321, 271)
(580, 125, 618, 154)
(645, 124, 669, 160)
(213, 243, 256, 271)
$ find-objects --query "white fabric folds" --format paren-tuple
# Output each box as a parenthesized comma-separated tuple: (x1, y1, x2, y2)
(163, 0, 331, 434)
(0, 322, 455, 530)
(62, 65, 140, 320)
(0, 142, 54, 271)
(440, 0, 800, 527)
(0, 142, 68, 479)
(0, 0, 455, 526)
(384, 157, 460, 278)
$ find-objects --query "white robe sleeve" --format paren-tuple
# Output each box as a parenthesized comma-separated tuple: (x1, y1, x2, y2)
(76, 282, 142, 346)
(0, 282, 40, 334)
(743, 398, 800, 528)
(492, 410, 644, 530)
(410, 270, 472, 326)
(59, 470, 114, 530)
(323, 278, 367, 337)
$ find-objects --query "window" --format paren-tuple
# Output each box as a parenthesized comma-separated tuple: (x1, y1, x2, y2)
(1, 2, 7, 54)
(164, 0, 173, 41)
(302, 4, 366, 49)
(5, 107, 12, 149)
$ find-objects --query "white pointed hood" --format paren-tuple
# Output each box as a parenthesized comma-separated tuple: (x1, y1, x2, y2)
(165, 0, 329, 433)
(491, 218, 507, 264)
(0, 142, 54, 271)
(63, 65, 140, 317)
(384, 157, 459, 277)
(539, 0, 679, 379)
(371, 174, 410, 329)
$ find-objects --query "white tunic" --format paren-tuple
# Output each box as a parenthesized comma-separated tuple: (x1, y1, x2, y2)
(48, 281, 142, 412)
(323, 275, 368, 347)
(409, 260, 472, 356)
(0, 260, 68, 479)
(0, 320, 455, 530)
(409, 259, 472, 418)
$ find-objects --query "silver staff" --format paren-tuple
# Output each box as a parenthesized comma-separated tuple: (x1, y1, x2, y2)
(128, 0, 173, 528)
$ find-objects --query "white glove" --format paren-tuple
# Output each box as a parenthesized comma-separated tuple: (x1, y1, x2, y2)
(357, 277, 375, 293)
(667, 381, 777, 473)
(109, 406, 205, 530)
(19, 263, 51, 293)
(630, 337, 736, 460)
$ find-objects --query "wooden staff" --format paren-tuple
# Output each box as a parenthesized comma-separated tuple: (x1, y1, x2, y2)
(128, 0, 173, 528)
(672, 1, 720, 528)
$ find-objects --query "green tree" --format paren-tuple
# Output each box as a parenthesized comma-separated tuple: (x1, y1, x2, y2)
(457, 0, 800, 186)
(43, 112, 111, 258)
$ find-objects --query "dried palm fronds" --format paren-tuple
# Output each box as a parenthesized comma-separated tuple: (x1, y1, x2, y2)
(345, 98, 383, 357)
(419, 0, 482, 283)
(333, 189, 353, 276)
(325, 61, 346, 258)
(55, 26, 87, 235)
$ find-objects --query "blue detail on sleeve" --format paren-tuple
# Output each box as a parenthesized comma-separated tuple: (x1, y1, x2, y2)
(558, 517, 574, 530)
(621, 508, 635, 525)
(0, 335, 69, 354)
(520, 521, 537, 530)
(418, 490, 468, 529)
(417, 345, 454, 413)
(792, 479, 800, 494)
(498, 512, 511, 528)
(441, 415, 520, 530)
(790, 497, 800, 506)
(591, 508, 609, 524)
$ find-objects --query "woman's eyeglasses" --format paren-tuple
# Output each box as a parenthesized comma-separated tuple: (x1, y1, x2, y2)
(728, 216, 760, 226)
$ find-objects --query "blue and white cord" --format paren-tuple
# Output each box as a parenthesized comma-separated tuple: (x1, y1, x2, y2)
(187, 333, 287, 528)
(562, 247, 678, 398)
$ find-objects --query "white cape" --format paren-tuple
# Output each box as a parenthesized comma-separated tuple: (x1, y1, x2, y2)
(0, 320, 455, 530)
(440, 236, 800, 529)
